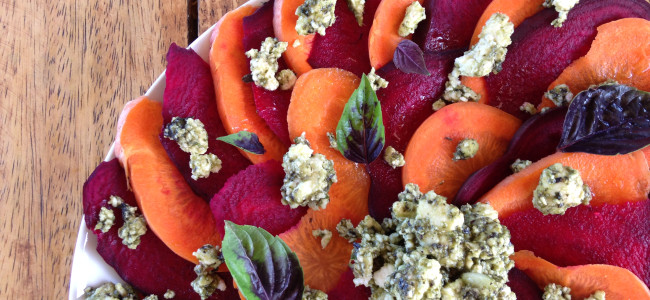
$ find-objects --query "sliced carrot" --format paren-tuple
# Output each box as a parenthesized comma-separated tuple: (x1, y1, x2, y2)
(274, 0, 314, 75)
(368, 0, 425, 69)
(469, 0, 545, 46)
(402, 102, 521, 199)
(114, 97, 220, 264)
(512, 250, 650, 300)
(538, 18, 650, 110)
(479, 151, 650, 218)
(210, 3, 288, 164)
(461, 76, 490, 104)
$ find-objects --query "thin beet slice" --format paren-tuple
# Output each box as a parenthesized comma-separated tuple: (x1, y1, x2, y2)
(327, 268, 371, 299)
(210, 160, 307, 237)
(508, 268, 543, 300)
(83, 159, 239, 299)
(161, 44, 251, 201)
(502, 200, 650, 287)
(454, 107, 567, 206)
(307, 0, 381, 76)
(243, 0, 292, 146)
(368, 51, 457, 220)
(484, 0, 650, 119)
(413, 0, 493, 52)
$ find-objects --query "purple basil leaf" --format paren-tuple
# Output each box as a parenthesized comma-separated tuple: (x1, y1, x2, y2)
(558, 84, 650, 155)
(217, 131, 266, 154)
(393, 40, 430, 75)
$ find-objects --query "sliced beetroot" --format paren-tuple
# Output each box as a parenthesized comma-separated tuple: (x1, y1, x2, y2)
(413, 0, 493, 52)
(161, 44, 251, 201)
(327, 268, 371, 299)
(242, 0, 292, 146)
(508, 268, 543, 299)
(502, 200, 650, 286)
(83, 159, 239, 299)
(307, 0, 381, 77)
(454, 107, 567, 206)
(210, 160, 307, 237)
(484, 0, 650, 119)
(368, 51, 457, 220)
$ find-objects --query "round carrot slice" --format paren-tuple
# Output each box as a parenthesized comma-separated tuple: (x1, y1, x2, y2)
(114, 97, 220, 264)
(210, 3, 288, 164)
(512, 250, 650, 300)
(368, 0, 425, 70)
(479, 151, 650, 218)
(273, 0, 314, 75)
(402, 102, 522, 199)
(538, 18, 650, 110)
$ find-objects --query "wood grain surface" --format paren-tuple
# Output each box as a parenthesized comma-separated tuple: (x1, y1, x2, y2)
(0, 0, 244, 298)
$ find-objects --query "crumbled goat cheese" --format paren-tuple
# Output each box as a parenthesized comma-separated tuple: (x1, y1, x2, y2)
(520, 102, 538, 115)
(510, 159, 532, 173)
(586, 290, 607, 300)
(192, 245, 226, 300)
(453, 138, 479, 161)
(327, 132, 338, 149)
(533, 163, 592, 215)
(399, 1, 426, 37)
(246, 37, 289, 91)
(347, 0, 365, 26)
(543, 0, 579, 27)
(164, 117, 209, 155)
(350, 183, 515, 299)
(543, 283, 572, 300)
(281, 133, 338, 210)
(303, 286, 329, 300)
(545, 84, 573, 107)
(277, 69, 297, 90)
(295, 0, 337, 36)
(312, 229, 333, 249)
(95, 207, 115, 233)
(368, 67, 389, 91)
(441, 13, 514, 103)
(432, 99, 447, 111)
(108, 195, 123, 207)
(189, 153, 222, 180)
(383, 146, 405, 168)
(83, 282, 137, 300)
(336, 219, 360, 242)
(118, 204, 148, 250)
(164, 290, 176, 299)
(142, 295, 158, 300)
(293, 39, 301, 48)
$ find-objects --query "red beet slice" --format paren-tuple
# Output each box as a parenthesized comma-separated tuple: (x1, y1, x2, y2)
(368, 51, 457, 220)
(454, 107, 567, 206)
(484, 0, 650, 119)
(242, 0, 292, 146)
(413, 0, 493, 52)
(502, 200, 650, 286)
(161, 44, 251, 201)
(83, 159, 240, 299)
(327, 268, 371, 299)
(307, 0, 381, 77)
(508, 268, 543, 299)
(210, 160, 307, 237)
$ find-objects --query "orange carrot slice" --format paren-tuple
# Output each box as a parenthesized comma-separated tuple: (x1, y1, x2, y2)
(479, 151, 650, 218)
(368, 0, 425, 69)
(512, 250, 650, 300)
(402, 102, 521, 199)
(114, 97, 220, 264)
(538, 18, 650, 110)
(210, 3, 288, 164)
(274, 0, 314, 75)
(461, 76, 491, 104)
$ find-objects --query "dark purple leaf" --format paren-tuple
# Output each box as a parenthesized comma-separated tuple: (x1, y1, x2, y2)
(217, 131, 266, 155)
(393, 40, 430, 75)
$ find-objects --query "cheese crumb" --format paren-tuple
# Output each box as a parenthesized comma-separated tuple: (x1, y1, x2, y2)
(164, 117, 209, 155)
(95, 207, 115, 233)
(453, 138, 479, 161)
(346, 0, 365, 26)
(118, 205, 148, 250)
(533, 163, 592, 215)
(192, 245, 226, 300)
(586, 290, 607, 300)
(336, 218, 360, 242)
(543, 283, 572, 300)
(520, 102, 538, 115)
(277, 69, 297, 90)
(545, 84, 573, 107)
(295, 0, 336, 36)
(189, 153, 222, 180)
(432, 99, 446, 111)
(399, 1, 426, 37)
(543, 0, 580, 27)
(143, 295, 158, 300)
(367, 67, 389, 91)
(303, 286, 328, 299)
(108, 195, 123, 207)
(312, 229, 333, 249)
(163, 290, 176, 299)
(383, 146, 405, 168)
(246, 37, 288, 91)
(83, 282, 137, 300)
(281, 133, 338, 210)
(327, 132, 338, 149)
(510, 159, 532, 173)
(293, 39, 301, 48)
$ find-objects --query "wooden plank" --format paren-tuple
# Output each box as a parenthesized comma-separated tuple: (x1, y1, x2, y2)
(0, 0, 187, 298)
(198, 0, 249, 34)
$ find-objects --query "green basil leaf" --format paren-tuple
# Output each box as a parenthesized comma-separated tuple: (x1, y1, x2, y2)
(335, 74, 386, 164)
(217, 131, 266, 154)
(559, 84, 650, 155)
(222, 221, 304, 300)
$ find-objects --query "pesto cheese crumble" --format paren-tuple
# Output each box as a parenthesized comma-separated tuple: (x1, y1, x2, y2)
(346, 0, 365, 26)
(83, 282, 137, 300)
(520, 102, 538, 115)
(246, 37, 289, 91)
(95, 206, 115, 233)
(453, 138, 479, 161)
(368, 67, 389, 91)
(303, 286, 329, 300)
(586, 290, 607, 300)
(441, 272, 515, 300)
(432, 99, 447, 111)
(312, 229, 333, 249)
(189, 153, 222, 180)
(510, 159, 532, 173)
(383, 146, 405, 169)
(399, 1, 426, 37)
(164, 117, 209, 155)
(142, 295, 158, 300)
(545, 84, 573, 107)
(281, 133, 338, 210)
(118, 205, 148, 250)
(327, 132, 338, 149)
(543, 0, 579, 27)
(192, 245, 226, 300)
(163, 289, 176, 299)
(543, 283, 572, 300)
(533, 163, 592, 215)
(295, 0, 336, 36)
(277, 69, 298, 90)
(336, 218, 360, 242)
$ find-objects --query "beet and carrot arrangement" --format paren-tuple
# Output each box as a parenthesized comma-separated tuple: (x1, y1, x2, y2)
(82, 0, 650, 299)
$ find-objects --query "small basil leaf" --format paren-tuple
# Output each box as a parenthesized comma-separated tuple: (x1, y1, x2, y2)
(558, 84, 650, 155)
(222, 221, 304, 300)
(217, 131, 266, 154)
(336, 74, 386, 164)
(393, 40, 430, 75)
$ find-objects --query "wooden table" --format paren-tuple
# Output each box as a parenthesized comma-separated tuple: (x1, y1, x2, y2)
(0, 0, 247, 297)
